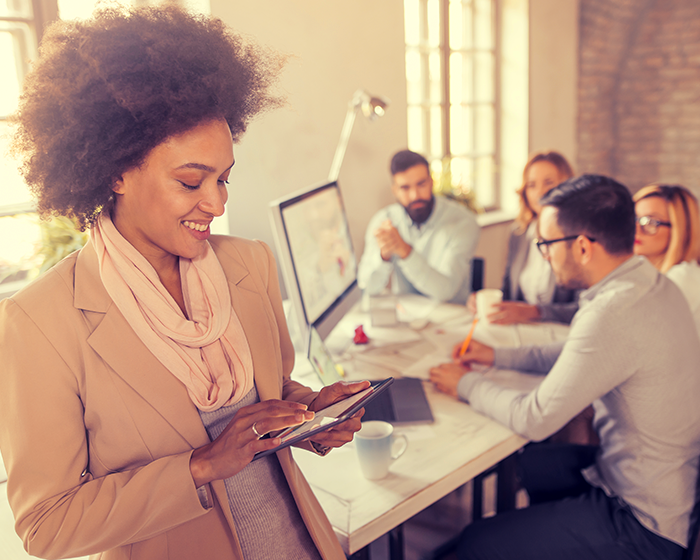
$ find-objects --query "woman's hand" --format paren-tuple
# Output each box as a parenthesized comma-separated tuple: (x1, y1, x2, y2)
(189, 399, 314, 487)
(451, 338, 495, 367)
(487, 302, 541, 324)
(307, 380, 370, 450)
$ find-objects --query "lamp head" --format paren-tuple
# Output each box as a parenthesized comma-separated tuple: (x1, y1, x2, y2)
(353, 89, 390, 122)
(329, 89, 390, 181)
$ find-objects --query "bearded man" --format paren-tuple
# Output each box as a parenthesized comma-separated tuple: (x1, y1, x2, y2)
(357, 150, 480, 304)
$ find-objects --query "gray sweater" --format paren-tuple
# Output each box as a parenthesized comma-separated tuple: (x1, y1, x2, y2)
(199, 388, 321, 560)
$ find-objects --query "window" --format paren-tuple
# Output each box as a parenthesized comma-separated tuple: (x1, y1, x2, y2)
(403, 0, 528, 216)
(0, 0, 42, 296)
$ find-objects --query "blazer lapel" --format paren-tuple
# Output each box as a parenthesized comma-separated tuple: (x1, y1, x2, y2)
(75, 243, 209, 449)
(213, 244, 283, 403)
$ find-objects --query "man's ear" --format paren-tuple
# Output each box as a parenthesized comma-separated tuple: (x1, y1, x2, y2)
(576, 235, 594, 265)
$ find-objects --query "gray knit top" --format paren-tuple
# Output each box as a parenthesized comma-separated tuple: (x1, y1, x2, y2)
(199, 387, 322, 560)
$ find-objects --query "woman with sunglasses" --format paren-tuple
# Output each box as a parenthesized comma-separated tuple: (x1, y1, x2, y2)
(633, 184, 700, 337)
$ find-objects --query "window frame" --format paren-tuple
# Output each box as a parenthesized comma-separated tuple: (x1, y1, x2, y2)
(405, 0, 506, 213)
(0, 0, 58, 296)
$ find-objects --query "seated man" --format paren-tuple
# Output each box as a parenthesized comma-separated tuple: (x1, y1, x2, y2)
(357, 150, 480, 304)
(430, 174, 700, 560)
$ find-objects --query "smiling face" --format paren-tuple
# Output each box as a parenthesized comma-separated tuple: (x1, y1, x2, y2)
(525, 160, 566, 217)
(111, 119, 233, 273)
(634, 196, 671, 264)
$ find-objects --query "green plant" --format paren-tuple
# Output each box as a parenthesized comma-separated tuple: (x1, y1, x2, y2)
(431, 156, 483, 215)
(35, 215, 89, 274)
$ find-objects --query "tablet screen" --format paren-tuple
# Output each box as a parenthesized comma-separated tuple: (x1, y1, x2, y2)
(252, 377, 394, 460)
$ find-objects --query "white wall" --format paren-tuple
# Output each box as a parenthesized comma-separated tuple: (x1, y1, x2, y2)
(211, 1, 408, 265)
(210, 1, 580, 294)
(529, 0, 579, 163)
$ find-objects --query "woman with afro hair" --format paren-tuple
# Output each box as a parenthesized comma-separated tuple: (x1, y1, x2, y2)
(0, 6, 366, 560)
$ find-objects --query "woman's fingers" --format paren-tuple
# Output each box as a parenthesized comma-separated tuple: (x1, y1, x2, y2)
(233, 399, 312, 434)
(191, 400, 316, 486)
(236, 398, 308, 420)
(308, 409, 364, 449)
(309, 380, 371, 412)
(247, 409, 314, 440)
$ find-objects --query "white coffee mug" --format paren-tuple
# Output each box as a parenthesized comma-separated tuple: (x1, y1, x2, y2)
(355, 421, 408, 480)
(475, 289, 503, 323)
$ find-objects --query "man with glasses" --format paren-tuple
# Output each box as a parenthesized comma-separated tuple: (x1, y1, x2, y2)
(430, 174, 700, 560)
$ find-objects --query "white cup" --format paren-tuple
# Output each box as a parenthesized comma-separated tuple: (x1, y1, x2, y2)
(475, 289, 503, 323)
(355, 421, 408, 480)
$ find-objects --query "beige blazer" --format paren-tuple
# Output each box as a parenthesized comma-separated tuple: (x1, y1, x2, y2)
(0, 235, 345, 560)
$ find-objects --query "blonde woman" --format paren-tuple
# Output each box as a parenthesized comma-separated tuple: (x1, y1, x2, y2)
(633, 184, 700, 337)
(469, 151, 578, 324)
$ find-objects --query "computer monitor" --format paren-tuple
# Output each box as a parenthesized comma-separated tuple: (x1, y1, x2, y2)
(269, 180, 361, 343)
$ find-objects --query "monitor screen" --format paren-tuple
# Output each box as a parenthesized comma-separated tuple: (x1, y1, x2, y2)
(307, 325, 344, 386)
(269, 181, 361, 342)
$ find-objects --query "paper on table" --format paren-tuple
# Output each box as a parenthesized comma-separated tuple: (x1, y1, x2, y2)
(402, 352, 450, 380)
(394, 424, 436, 441)
(426, 304, 472, 326)
(396, 295, 440, 321)
(360, 323, 422, 344)
(353, 338, 437, 373)
(472, 323, 519, 348)
(420, 325, 465, 354)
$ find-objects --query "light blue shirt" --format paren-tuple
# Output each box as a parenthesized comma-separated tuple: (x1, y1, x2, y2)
(357, 196, 480, 304)
(457, 256, 700, 547)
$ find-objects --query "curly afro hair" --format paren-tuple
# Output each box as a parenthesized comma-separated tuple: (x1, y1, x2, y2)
(12, 5, 284, 229)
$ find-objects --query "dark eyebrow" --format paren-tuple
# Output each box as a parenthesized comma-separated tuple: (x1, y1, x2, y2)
(175, 161, 235, 173)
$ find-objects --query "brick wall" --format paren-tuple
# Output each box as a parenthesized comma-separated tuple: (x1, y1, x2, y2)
(577, 0, 700, 194)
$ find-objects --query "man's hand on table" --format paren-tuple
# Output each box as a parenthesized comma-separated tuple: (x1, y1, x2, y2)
(429, 363, 470, 398)
(306, 380, 370, 451)
(430, 339, 496, 399)
(451, 339, 495, 368)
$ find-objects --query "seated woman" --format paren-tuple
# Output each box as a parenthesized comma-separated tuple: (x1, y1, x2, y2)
(633, 184, 700, 337)
(470, 151, 578, 324)
(0, 7, 365, 560)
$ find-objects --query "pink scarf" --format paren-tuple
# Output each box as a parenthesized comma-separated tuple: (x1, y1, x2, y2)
(91, 214, 253, 411)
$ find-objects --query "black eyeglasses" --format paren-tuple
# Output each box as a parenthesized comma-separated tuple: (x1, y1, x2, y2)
(535, 235, 596, 257)
(636, 215, 671, 235)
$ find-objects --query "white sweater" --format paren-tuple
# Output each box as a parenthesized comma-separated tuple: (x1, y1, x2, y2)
(666, 260, 700, 339)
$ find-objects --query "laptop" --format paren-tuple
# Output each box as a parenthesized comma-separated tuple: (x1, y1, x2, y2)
(307, 326, 434, 424)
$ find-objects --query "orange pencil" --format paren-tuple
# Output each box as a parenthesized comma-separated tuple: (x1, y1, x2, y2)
(458, 317, 479, 357)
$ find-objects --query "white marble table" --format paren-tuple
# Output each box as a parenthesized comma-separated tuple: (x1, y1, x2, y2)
(292, 384, 527, 554)
(291, 296, 569, 556)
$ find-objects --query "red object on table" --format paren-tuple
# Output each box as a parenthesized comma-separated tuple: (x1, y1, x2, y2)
(353, 325, 369, 344)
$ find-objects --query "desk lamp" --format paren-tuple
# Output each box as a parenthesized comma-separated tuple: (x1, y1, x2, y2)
(328, 89, 389, 182)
